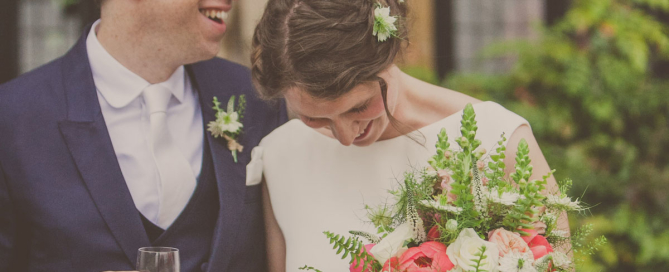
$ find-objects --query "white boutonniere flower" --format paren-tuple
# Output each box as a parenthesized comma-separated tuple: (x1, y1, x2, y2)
(373, 4, 398, 42)
(208, 95, 246, 163)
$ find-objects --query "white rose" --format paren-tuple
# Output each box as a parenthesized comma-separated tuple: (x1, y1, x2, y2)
(369, 222, 412, 265)
(447, 228, 500, 272)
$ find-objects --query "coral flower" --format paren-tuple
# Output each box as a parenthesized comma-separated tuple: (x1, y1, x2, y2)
(520, 229, 554, 260)
(386, 241, 454, 272)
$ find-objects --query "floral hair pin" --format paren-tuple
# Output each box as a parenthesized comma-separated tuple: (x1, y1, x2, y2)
(372, 3, 398, 42)
(208, 95, 246, 163)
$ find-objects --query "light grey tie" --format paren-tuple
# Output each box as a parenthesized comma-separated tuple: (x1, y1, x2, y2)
(143, 84, 196, 229)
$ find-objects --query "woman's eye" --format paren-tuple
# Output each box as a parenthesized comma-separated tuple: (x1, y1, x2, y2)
(351, 104, 369, 113)
(302, 116, 319, 123)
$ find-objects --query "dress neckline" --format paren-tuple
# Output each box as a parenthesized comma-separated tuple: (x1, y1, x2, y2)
(292, 101, 493, 147)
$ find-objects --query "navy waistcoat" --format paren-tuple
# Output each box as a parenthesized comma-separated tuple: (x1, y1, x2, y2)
(140, 136, 219, 272)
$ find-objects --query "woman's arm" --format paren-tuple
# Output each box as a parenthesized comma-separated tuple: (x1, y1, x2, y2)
(262, 179, 287, 272)
(504, 125, 571, 247)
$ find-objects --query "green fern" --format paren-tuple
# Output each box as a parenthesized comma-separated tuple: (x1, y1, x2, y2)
(298, 265, 323, 272)
(467, 245, 490, 272)
(323, 231, 381, 272)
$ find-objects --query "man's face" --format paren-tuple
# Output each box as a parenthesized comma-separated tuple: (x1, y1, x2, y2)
(135, 0, 234, 64)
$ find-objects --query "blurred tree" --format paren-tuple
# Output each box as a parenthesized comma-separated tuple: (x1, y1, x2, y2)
(441, 0, 669, 270)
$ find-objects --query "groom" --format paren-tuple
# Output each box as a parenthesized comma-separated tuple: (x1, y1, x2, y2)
(0, 0, 286, 271)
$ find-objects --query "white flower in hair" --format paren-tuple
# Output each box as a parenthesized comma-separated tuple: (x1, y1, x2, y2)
(373, 5, 398, 42)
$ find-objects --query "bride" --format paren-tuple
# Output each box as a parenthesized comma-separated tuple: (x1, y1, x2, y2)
(249, 0, 568, 270)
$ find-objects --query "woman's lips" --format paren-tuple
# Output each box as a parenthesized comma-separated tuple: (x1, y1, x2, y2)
(354, 121, 373, 142)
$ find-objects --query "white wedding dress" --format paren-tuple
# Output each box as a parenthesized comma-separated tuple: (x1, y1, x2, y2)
(253, 101, 528, 271)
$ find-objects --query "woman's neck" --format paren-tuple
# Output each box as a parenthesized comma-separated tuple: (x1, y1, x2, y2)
(378, 68, 479, 141)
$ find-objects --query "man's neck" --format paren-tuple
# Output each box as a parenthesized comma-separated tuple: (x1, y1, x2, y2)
(96, 20, 180, 84)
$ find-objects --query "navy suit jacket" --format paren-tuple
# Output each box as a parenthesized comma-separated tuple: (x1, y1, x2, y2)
(0, 26, 287, 271)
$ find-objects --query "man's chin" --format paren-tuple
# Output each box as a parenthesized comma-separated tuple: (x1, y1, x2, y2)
(185, 49, 221, 64)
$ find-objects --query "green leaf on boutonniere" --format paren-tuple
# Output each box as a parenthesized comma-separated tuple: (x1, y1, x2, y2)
(207, 95, 246, 163)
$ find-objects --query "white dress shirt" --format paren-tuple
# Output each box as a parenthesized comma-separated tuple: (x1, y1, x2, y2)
(86, 20, 204, 226)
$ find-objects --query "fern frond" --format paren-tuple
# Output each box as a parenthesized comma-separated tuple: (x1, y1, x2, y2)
(323, 231, 381, 272)
(299, 265, 323, 272)
(469, 245, 490, 272)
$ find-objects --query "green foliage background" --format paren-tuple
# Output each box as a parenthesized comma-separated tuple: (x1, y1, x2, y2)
(409, 0, 669, 270)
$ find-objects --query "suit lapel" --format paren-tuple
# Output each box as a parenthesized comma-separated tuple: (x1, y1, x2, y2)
(187, 64, 246, 271)
(57, 28, 150, 265)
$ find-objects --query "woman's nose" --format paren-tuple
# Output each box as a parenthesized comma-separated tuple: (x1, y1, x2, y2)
(331, 119, 360, 146)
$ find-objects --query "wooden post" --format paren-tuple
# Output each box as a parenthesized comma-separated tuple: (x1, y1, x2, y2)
(0, 0, 19, 84)
(398, 0, 436, 72)
(545, 0, 571, 26)
(434, 0, 454, 79)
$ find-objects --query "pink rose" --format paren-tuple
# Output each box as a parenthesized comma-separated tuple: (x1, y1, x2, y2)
(488, 228, 531, 257)
(350, 244, 376, 272)
(385, 242, 455, 272)
(520, 229, 554, 260)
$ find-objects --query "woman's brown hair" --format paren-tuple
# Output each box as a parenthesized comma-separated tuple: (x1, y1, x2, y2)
(251, 0, 408, 101)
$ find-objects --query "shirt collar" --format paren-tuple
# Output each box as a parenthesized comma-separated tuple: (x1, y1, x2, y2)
(86, 19, 186, 108)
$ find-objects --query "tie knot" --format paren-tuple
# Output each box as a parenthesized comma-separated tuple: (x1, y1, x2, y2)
(143, 84, 173, 114)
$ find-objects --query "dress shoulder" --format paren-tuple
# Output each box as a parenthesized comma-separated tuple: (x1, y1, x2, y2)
(475, 102, 529, 130)
(470, 101, 530, 147)
(259, 119, 311, 147)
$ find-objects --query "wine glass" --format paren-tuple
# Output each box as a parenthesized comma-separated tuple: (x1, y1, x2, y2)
(136, 247, 180, 272)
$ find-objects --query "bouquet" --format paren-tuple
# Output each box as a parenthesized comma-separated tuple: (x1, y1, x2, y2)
(300, 104, 605, 272)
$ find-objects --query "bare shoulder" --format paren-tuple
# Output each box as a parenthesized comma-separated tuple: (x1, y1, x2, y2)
(410, 76, 482, 119)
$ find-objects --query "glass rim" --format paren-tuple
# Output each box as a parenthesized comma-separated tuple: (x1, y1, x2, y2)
(138, 247, 179, 253)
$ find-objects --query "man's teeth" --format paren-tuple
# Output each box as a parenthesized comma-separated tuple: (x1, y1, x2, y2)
(201, 9, 228, 21)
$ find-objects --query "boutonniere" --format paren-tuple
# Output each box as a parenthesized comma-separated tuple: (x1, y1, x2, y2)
(207, 95, 246, 163)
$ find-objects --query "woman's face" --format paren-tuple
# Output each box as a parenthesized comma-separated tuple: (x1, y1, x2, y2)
(284, 70, 400, 147)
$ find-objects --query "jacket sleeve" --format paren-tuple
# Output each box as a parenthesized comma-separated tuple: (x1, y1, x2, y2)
(0, 162, 16, 270)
